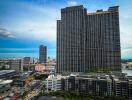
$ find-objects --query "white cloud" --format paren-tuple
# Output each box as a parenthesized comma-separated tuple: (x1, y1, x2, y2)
(121, 48, 132, 59)
(120, 20, 132, 52)
(67, 0, 78, 6)
(0, 27, 14, 38)
(5, 2, 60, 42)
(10, 20, 56, 42)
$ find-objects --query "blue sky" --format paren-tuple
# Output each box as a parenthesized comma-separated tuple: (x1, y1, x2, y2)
(0, 0, 132, 59)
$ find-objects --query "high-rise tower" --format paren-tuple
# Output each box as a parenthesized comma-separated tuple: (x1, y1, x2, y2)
(57, 5, 121, 73)
(39, 45, 47, 64)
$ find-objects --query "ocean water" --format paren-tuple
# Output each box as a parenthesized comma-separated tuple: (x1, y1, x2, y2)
(0, 52, 55, 59)
(122, 69, 132, 76)
(0, 53, 38, 58)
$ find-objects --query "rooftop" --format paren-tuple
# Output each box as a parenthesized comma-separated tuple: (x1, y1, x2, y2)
(46, 75, 63, 80)
(38, 96, 64, 100)
(0, 70, 16, 76)
(0, 79, 13, 85)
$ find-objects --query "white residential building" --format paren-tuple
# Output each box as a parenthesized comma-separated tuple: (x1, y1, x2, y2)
(44, 75, 62, 91)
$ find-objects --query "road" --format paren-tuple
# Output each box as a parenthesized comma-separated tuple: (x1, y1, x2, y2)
(24, 80, 43, 100)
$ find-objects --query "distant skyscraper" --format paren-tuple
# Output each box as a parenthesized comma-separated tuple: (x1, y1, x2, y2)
(23, 57, 31, 65)
(57, 5, 121, 73)
(39, 45, 47, 64)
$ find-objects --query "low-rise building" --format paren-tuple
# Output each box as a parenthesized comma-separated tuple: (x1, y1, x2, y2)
(61, 73, 132, 98)
(35, 64, 45, 72)
(9, 59, 23, 72)
(62, 74, 112, 96)
(0, 70, 19, 79)
(44, 75, 62, 92)
(35, 64, 56, 74)
(23, 57, 32, 65)
(112, 75, 132, 99)
(0, 79, 13, 93)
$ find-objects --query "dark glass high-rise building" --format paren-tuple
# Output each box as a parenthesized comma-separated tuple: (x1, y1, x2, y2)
(39, 45, 47, 64)
(57, 5, 121, 73)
